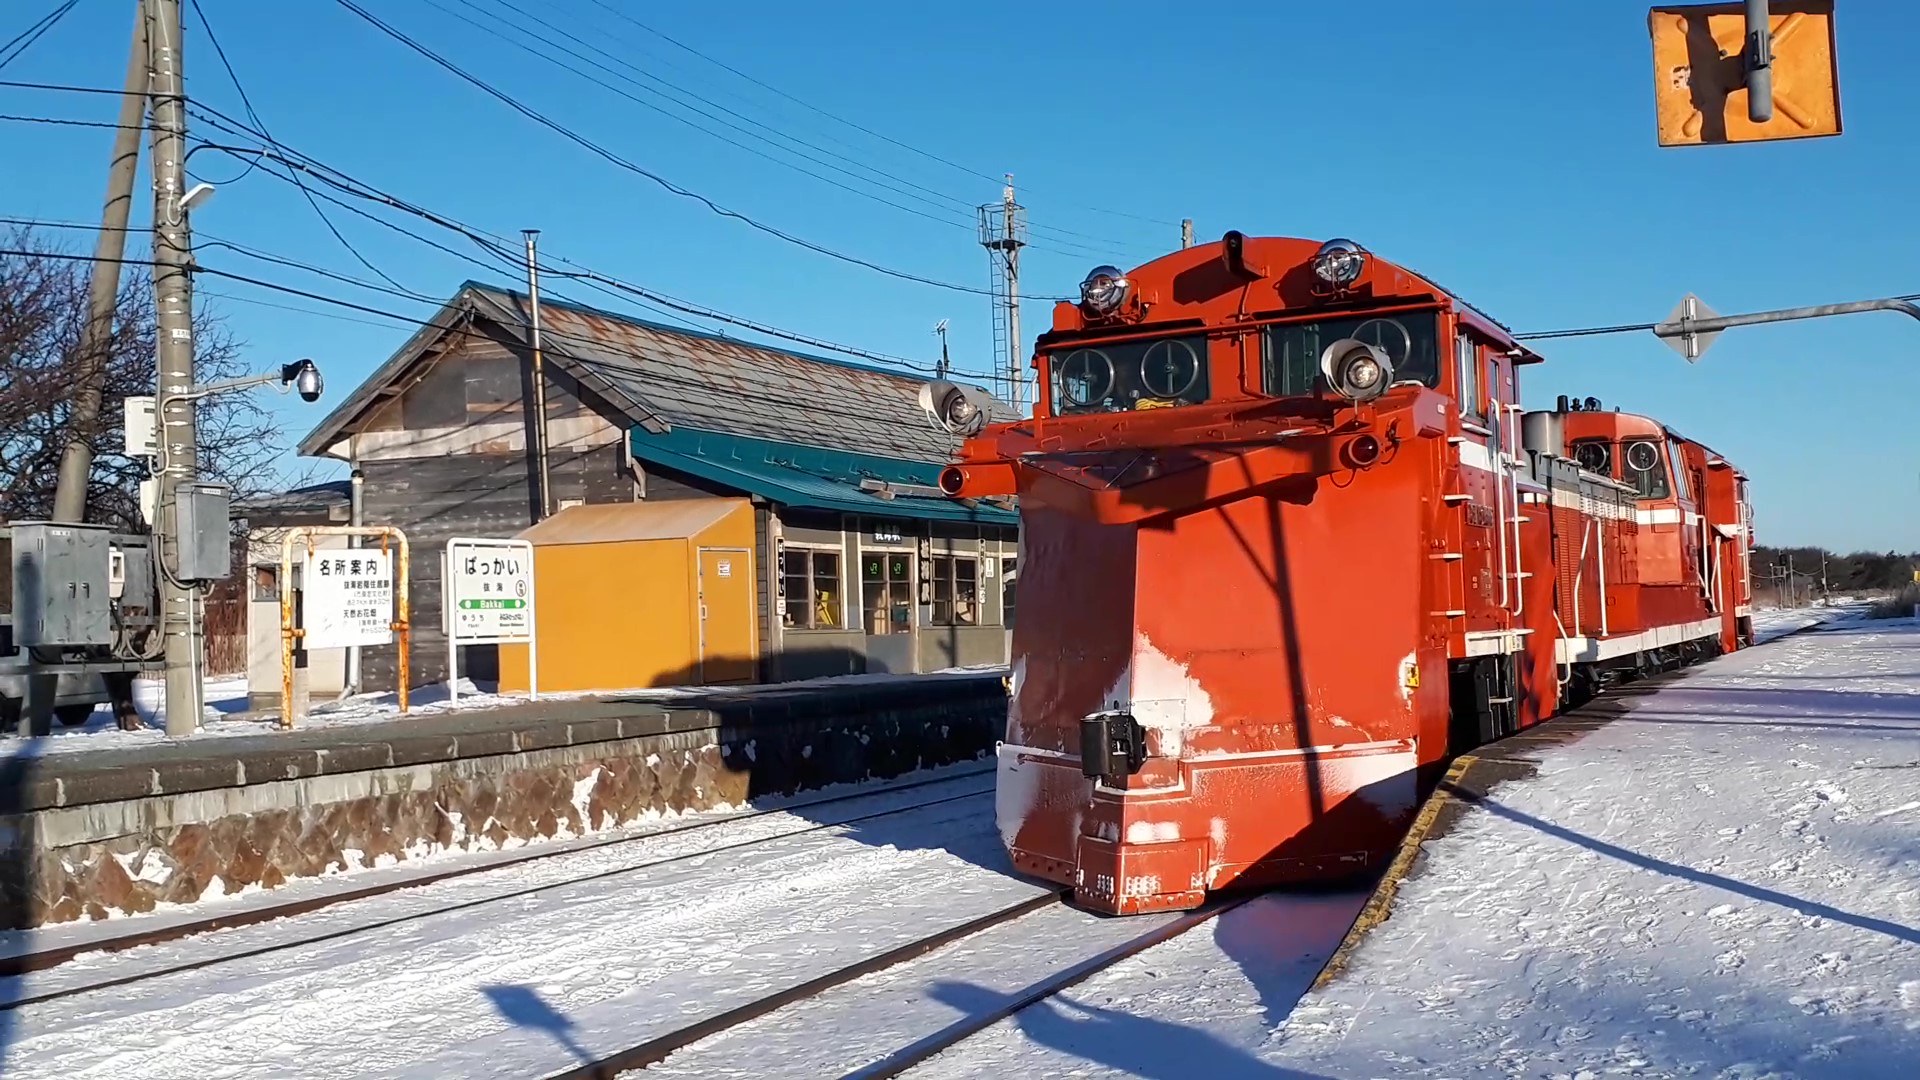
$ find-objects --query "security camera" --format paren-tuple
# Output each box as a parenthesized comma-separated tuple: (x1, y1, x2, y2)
(916, 379, 998, 437)
(282, 358, 324, 403)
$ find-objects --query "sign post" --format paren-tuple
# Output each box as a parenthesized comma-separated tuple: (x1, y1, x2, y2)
(279, 525, 411, 730)
(444, 537, 538, 705)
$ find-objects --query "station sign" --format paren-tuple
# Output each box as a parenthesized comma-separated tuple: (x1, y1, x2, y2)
(448, 540, 535, 641)
(303, 549, 394, 650)
(444, 537, 538, 703)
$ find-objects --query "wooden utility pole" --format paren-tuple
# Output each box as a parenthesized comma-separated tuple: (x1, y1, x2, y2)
(51, 0, 148, 526)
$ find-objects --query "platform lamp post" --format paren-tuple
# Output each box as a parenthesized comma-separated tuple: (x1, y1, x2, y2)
(142, 359, 325, 735)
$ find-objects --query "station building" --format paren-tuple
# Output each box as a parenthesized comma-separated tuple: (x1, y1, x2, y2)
(267, 281, 1020, 697)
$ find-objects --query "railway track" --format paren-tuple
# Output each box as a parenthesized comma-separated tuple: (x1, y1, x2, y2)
(536, 889, 1262, 1080)
(0, 767, 994, 1011)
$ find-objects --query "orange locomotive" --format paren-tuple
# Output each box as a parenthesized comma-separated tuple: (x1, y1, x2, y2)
(927, 234, 1755, 915)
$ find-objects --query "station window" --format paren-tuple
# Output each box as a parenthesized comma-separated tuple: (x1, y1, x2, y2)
(860, 551, 913, 635)
(1262, 312, 1440, 398)
(929, 555, 980, 626)
(1455, 334, 1483, 420)
(1048, 334, 1211, 415)
(1001, 557, 1017, 629)
(781, 548, 842, 630)
(251, 564, 279, 602)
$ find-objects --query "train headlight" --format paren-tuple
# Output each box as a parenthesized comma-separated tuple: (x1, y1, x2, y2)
(1319, 338, 1394, 402)
(1079, 265, 1131, 315)
(1311, 238, 1368, 288)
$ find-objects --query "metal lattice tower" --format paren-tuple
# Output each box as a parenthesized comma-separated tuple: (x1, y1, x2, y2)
(978, 176, 1028, 412)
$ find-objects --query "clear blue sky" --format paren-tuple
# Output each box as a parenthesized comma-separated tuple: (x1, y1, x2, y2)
(4, 0, 1915, 552)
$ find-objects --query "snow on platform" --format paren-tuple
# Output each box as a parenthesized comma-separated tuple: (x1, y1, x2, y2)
(1272, 609, 1920, 1077)
(0, 664, 1007, 759)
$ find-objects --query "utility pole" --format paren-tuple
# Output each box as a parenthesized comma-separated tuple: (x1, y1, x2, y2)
(523, 229, 552, 521)
(148, 0, 204, 739)
(933, 319, 949, 380)
(1181, 219, 1194, 249)
(52, 1, 148, 525)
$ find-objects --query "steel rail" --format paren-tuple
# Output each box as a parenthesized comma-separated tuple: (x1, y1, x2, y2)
(0, 771, 993, 1009)
(843, 893, 1259, 1079)
(549, 891, 1256, 1080)
(546, 890, 1073, 1080)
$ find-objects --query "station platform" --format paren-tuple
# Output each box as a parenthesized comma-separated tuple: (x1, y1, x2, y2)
(0, 669, 1008, 930)
(1273, 607, 1919, 1076)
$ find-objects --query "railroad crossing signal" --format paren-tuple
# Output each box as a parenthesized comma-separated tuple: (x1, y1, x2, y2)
(1648, 2, 1841, 147)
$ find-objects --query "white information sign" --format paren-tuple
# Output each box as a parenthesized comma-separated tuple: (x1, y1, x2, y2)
(445, 537, 538, 704)
(303, 549, 394, 650)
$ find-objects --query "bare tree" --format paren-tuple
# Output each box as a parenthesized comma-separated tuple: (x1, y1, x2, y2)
(0, 224, 289, 529)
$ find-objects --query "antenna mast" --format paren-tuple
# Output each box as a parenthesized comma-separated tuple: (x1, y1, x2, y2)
(978, 175, 1028, 412)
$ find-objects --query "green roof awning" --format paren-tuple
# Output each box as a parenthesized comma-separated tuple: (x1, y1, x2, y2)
(629, 427, 1018, 526)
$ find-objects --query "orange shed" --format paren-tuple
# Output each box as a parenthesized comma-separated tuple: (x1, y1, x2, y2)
(498, 498, 759, 693)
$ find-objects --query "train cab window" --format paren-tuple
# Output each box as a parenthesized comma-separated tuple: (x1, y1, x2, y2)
(1455, 334, 1484, 420)
(1622, 439, 1672, 500)
(1668, 440, 1694, 502)
(1572, 438, 1612, 476)
(1047, 333, 1211, 415)
(1262, 312, 1439, 399)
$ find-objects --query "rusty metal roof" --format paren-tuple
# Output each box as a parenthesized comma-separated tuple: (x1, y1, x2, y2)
(298, 282, 1020, 465)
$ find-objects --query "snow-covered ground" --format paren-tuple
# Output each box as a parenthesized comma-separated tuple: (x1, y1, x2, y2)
(6, 606, 1899, 1079)
(910, 605, 1919, 1078)
(0, 663, 1007, 758)
(0, 775, 1036, 1078)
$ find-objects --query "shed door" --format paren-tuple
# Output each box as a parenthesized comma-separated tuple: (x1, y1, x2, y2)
(697, 547, 756, 683)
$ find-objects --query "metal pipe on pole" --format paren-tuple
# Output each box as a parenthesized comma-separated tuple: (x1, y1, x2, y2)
(51, 0, 148, 526)
(147, 0, 204, 739)
(1745, 0, 1774, 124)
(524, 229, 552, 521)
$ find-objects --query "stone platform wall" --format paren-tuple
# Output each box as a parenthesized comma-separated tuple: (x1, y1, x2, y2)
(0, 675, 1007, 929)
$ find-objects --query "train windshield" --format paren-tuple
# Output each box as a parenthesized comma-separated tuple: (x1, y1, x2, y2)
(1047, 333, 1212, 415)
(1262, 312, 1441, 398)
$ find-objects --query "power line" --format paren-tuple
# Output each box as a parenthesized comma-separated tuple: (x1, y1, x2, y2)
(189, 0, 411, 292)
(458, 0, 1137, 258)
(1, 247, 996, 428)
(420, 0, 981, 236)
(178, 109, 999, 371)
(578, 0, 1181, 230)
(329, 0, 1033, 299)
(0, 0, 78, 72)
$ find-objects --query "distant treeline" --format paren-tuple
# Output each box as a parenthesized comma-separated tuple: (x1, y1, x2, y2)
(1751, 546, 1917, 593)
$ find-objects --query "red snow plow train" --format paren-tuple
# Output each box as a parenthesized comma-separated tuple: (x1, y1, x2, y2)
(927, 233, 1754, 916)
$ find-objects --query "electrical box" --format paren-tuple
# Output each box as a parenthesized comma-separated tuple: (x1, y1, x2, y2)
(123, 395, 157, 459)
(173, 482, 232, 581)
(9, 522, 113, 647)
(112, 536, 157, 616)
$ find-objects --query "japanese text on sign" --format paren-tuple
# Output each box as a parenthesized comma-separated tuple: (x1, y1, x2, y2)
(303, 550, 394, 649)
(448, 540, 535, 642)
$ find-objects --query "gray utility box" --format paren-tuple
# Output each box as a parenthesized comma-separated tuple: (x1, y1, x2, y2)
(174, 481, 232, 582)
(10, 522, 113, 647)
